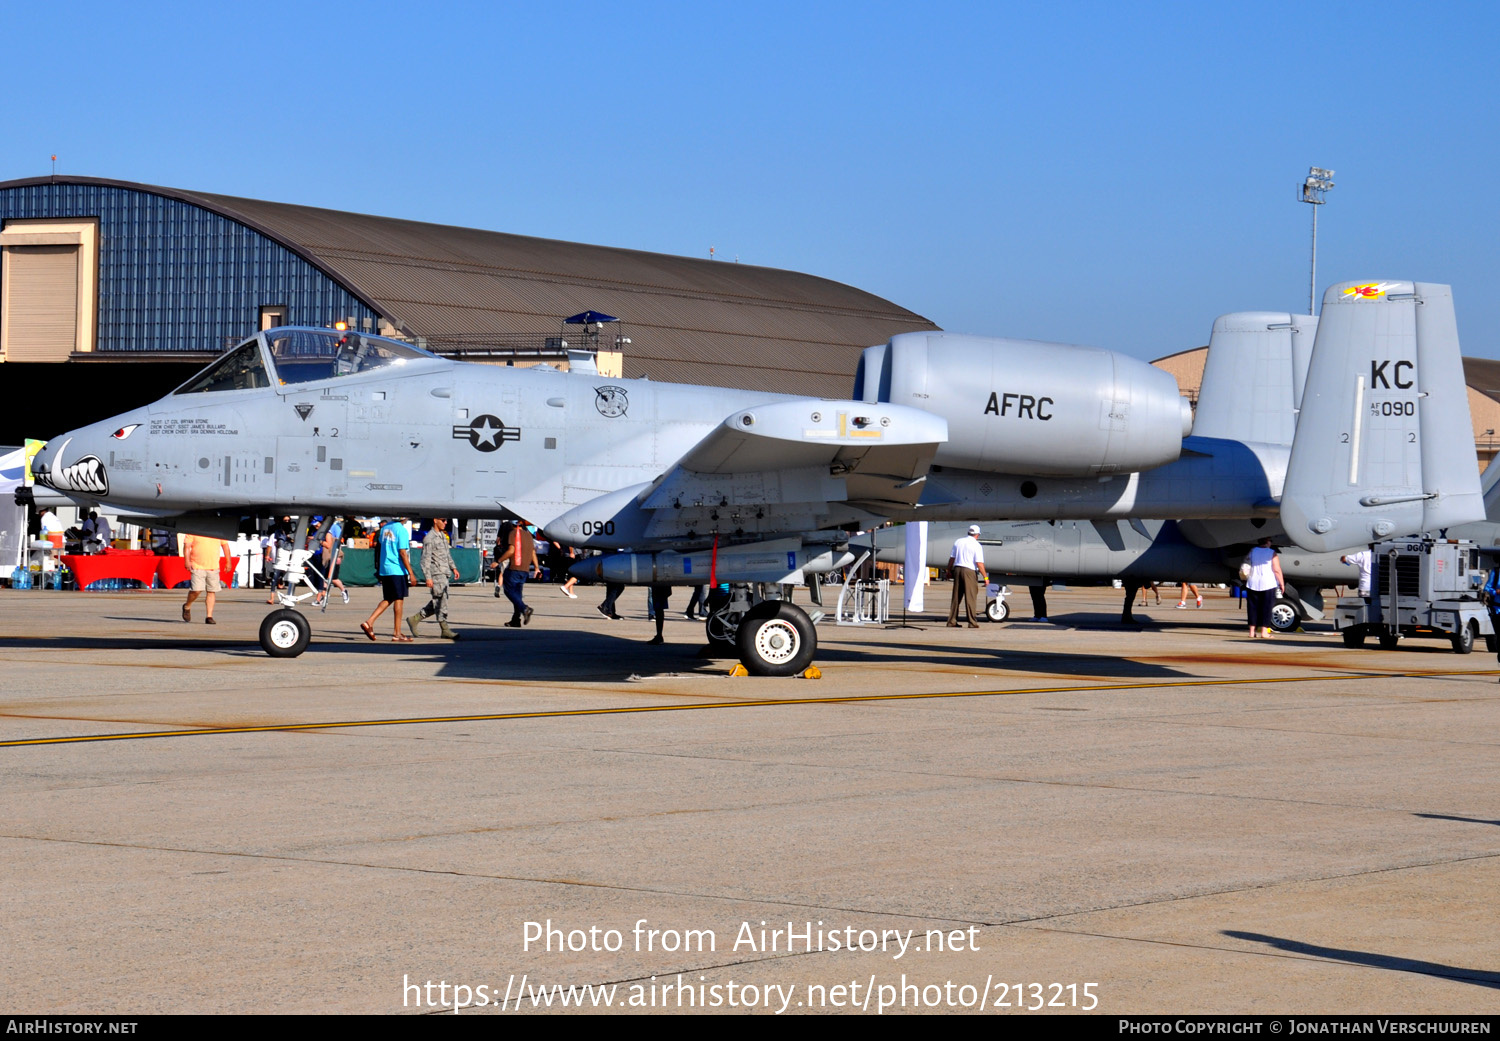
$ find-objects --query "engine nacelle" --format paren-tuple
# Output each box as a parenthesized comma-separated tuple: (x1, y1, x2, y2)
(855, 332, 1193, 476)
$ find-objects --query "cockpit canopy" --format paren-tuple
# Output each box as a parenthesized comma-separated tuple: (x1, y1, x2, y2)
(174, 327, 442, 395)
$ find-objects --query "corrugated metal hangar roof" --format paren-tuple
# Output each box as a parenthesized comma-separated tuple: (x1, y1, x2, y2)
(1, 177, 938, 396)
(193, 191, 937, 394)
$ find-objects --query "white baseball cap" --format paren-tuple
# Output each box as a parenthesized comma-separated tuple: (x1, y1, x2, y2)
(968, 525, 981, 535)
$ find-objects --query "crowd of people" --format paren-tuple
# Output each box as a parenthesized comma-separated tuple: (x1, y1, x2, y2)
(24, 505, 1346, 647)
(947, 526, 1295, 636)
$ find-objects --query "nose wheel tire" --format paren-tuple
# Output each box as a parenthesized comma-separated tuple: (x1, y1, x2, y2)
(735, 600, 816, 677)
(260, 609, 311, 658)
(986, 597, 1009, 622)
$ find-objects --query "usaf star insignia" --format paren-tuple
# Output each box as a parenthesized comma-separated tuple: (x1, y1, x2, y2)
(453, 414, 521, 452)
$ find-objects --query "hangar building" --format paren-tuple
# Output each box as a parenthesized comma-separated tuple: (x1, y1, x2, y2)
(0, 175, 939, 444)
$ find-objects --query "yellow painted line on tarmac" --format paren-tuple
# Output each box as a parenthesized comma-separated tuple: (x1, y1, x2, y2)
(1, 668, 1493, 749)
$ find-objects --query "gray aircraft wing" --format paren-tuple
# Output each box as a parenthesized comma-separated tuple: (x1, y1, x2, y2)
(550, 398, 948, 544)
(1281, 281, 1484, 552)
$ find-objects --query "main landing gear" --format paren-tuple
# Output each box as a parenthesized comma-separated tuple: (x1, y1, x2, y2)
(703, 583, 819, 676)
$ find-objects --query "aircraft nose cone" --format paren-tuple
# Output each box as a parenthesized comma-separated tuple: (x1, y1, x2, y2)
(31, 438, 60, 476)
(29, 435, 70, 490)
(32, 424, 113, 500)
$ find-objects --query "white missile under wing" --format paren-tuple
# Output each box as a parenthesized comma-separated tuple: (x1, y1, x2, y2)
(547, 398, 948, 547)
(1281, 282, 1485, 552)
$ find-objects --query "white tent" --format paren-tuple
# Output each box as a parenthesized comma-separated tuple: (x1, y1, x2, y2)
(0, 446, 29, 578)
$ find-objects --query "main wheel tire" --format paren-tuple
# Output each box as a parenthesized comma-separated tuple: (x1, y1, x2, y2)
(1341, 627, 1366, 648)
(735, 600, 816, 677)
(1269, 597, 1300, 634)
(260, 609, 311, 658)
(1378, 630, 1400, 650)
(1452, 620, 1476, 655)
(703, 588, 737, 655)
(986, 597, 1009, 622)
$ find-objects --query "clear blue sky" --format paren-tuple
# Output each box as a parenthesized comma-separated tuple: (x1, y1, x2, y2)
(6, 1, 1497, 361)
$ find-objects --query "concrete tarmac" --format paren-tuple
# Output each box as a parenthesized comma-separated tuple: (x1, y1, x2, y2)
(2, 581, 1498, 1015)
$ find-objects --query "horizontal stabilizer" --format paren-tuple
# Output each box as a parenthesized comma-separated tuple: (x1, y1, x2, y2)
(1281, 281, 1484, 552)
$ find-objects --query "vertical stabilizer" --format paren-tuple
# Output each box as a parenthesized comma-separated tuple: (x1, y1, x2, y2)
(1192, 312, 1317, 445)
(1280, 281, 1483, 552)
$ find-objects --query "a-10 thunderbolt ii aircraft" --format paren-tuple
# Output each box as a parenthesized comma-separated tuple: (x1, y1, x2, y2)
(26, 280, 1482, 674)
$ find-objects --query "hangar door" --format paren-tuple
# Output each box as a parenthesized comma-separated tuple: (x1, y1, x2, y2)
(0, 219, 98, 362)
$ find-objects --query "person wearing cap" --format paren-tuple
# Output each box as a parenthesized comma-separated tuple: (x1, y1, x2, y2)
(947, 524, 988, 628)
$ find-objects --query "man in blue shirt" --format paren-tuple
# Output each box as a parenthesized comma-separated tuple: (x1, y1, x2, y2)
(1484, 561, 1500, 680)
(361, 517, 416, 642)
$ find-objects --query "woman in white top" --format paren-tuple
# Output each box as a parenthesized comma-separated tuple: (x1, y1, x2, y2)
(1244, 536, 1286, 639)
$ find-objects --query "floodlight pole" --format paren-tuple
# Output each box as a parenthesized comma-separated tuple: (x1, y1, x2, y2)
(1299, 166, 1335, 314)
(1308, 202, 1319, 314)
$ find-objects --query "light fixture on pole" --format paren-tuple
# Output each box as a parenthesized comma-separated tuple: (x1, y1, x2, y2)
(1300, 166, 1335, 314)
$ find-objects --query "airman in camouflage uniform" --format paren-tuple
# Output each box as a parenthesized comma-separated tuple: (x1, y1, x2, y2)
(407, 517, 461, 639)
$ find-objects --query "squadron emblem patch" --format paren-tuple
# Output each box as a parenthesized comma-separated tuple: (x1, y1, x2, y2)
(594, 386, 629, 418)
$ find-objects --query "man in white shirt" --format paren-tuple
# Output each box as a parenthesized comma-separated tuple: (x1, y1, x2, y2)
(38, 508, 66, 537)
(1340, 549, 1373, 597)
(947, 524, 988, 628)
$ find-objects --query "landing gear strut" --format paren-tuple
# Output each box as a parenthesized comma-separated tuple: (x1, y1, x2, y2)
(257, 545, 323, 658)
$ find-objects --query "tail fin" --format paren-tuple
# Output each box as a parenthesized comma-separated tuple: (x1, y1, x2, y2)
(1192, 311, 1318, 446)
(1280, 281, 1484, 552)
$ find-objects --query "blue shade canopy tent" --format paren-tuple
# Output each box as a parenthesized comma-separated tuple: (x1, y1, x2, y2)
(560, 311, 626, 361)
(563, 311, 618, 325)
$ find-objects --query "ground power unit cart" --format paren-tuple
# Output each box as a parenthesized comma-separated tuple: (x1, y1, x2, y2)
(1333, 538, 1495, 654)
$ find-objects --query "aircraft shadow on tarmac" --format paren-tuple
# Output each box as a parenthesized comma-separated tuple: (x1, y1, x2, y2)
(412, 623, 1189, 682)
(809, 639, 1186, 679)
(1414, 813, 1500, 828)
(1223, 931, 1500, 990)
(35, 613, 1198, 684)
